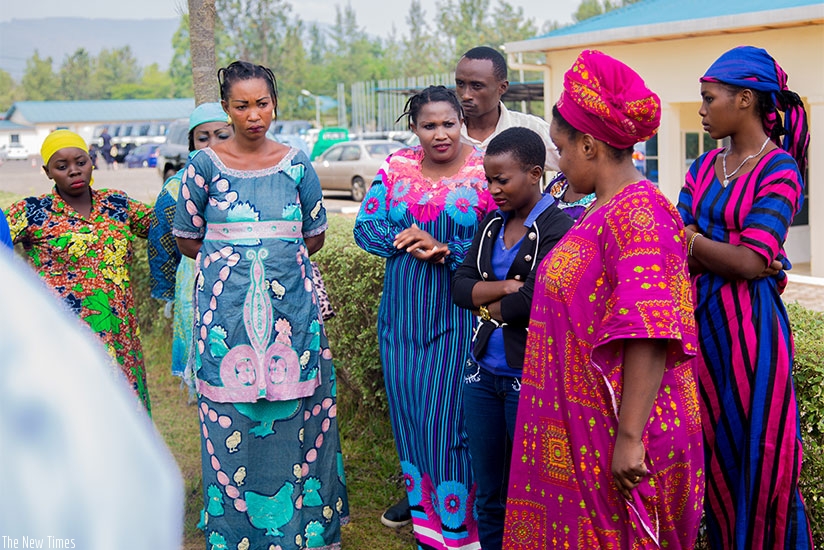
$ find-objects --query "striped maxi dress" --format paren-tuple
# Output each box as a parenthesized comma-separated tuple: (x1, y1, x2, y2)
(354, 145, 494, 550)
(677, 148, 813, 549)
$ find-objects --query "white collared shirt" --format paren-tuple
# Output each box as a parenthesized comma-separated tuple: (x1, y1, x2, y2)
(461, 102, 560, 171)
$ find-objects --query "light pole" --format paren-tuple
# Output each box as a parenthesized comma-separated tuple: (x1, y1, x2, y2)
(301, 89, 322, 129)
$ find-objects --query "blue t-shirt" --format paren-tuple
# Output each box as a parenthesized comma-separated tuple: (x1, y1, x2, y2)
(473, 193, 556, 377)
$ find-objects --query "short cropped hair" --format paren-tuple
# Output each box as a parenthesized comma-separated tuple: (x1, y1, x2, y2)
(486, 127, 546, 171)
(461, 46, 508, 82)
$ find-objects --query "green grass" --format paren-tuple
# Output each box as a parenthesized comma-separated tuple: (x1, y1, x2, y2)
(140, 301, 415, 550)
(0, 190, 19, 209)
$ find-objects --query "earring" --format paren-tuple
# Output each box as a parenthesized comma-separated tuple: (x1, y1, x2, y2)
(227, 114, 232, 124)
(272, 110, 277, 121)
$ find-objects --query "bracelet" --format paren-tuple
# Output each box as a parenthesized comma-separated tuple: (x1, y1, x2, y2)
(479, 305, 492, 322)
(688, 232, 703, 257)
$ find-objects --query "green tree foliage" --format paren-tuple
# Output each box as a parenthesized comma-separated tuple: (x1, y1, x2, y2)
(169, 14, 195, 98)
(573, 0, 642, 22)
(435, 0, 539, 68)
(110, 64, 176, 99)
(59, 49, 96, 100)
(0, 69, 23, 112)
(400, 0, 447, 77)
(94, 47, 142, 99)
(21, 51, 57, 101)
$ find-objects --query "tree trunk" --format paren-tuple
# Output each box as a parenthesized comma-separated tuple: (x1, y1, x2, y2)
(188, 0, 219, 105)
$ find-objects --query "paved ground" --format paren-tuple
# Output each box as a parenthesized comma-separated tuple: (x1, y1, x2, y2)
(3, 157, 824, 311)
(0, 158, 361, 213)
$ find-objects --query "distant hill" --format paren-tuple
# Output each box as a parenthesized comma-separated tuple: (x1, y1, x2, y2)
(0, 17, 179, 81)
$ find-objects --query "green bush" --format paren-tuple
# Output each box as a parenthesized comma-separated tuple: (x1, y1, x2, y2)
(787, 302, 824, 542)
(313, 215, 388, 412)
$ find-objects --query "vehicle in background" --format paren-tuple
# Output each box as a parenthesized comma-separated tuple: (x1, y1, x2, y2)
(124, 143, 160, 168)
(156, 118, 189, 180)
(2, 143, 30, 161)
(267, 120, 312, 157)
(312, 139, 402, 201)
(310, 127, 349, 160)
(270, 120, 312, 136)
(94, 121, 171, 164)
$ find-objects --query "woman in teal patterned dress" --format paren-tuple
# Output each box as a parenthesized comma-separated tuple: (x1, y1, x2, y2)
(148, 102, 233, 379)
(173, 61, 348, 550)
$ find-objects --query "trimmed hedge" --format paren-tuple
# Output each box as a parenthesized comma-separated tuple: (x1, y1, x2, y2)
(787, 302, 824, 542)
(313, 215, 388, 411)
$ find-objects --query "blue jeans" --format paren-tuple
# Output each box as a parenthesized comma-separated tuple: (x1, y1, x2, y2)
(462, 357, 521, 550)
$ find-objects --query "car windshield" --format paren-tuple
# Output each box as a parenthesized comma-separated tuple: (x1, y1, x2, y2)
(366, 143, 401, 158)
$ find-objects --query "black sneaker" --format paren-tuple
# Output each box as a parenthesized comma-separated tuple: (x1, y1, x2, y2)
(380, 495, 411, 528)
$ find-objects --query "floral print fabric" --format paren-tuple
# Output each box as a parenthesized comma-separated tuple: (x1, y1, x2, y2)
(6, 188, 152, 411)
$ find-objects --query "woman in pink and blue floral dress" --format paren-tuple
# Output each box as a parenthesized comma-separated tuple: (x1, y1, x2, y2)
(354, 85, 495, 550)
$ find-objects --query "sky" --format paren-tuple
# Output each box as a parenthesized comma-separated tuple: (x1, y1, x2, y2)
(0, 0, 581, 38)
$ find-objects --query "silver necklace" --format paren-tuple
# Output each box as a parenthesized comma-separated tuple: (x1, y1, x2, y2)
(721, 137, 770, 188)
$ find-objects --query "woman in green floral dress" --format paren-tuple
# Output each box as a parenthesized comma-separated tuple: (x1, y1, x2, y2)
(6, 130, 153, 412)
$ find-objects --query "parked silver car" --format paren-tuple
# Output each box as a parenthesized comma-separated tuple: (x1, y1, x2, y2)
(312, 140, 403, 201)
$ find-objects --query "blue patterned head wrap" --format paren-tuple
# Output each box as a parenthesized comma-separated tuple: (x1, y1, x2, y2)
(701, 46, 809, 179)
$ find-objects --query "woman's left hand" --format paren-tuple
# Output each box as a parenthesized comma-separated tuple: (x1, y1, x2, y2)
(612, 433, 648, 501)
(394, 223, 451, 264)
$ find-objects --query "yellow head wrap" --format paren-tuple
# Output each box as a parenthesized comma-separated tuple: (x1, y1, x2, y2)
(40, 130, 89, 165)
(40, 129, 94, 186)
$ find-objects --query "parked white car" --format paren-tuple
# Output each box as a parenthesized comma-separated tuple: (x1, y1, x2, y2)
(4, 143, 30, 161)
(312, 140, 402, 201)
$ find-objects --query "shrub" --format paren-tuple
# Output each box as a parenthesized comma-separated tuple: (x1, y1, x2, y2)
(313, 215, 388, 412)
(788, 302, 824, 541)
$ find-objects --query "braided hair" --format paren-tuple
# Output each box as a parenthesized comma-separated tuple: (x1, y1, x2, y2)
(396, 85, 463, 128)
(217, 60, 279, 118)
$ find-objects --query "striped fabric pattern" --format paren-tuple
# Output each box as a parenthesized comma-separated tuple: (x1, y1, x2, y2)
(678, 148, 813, 549)
(354, 146, 493, 550)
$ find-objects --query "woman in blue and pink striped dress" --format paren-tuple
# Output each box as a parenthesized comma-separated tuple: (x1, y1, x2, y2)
(677, 46, 812, 549)
(354, 86, 493, 550)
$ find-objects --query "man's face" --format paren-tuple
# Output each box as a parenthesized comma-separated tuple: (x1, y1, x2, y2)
(455, 57, 508, 122)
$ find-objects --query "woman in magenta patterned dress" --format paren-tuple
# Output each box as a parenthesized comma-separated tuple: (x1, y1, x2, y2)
(678, 46, 812, 549)
(354, 85, 494, 550)
(502, 50, 704, 549)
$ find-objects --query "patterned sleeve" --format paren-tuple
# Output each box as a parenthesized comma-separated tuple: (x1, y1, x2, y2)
(294, 151, 327, 238)
(739, 154, 803, 265)
(677, 161, 699, 228)
(0, 210, 12, 249)
(443, 162, 495, 272)
(128, 196, 152, 239)
(173, 151, 210, 241)
(593, 185, 697, 368)
(147, 176, 182, 301)
(5, 199, 30, 245)
(353, 160, 403, 258)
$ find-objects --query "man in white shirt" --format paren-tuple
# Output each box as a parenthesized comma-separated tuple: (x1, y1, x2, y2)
(455, 46, 560, 172)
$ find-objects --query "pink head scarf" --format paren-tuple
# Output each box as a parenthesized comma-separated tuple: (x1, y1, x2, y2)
(557, 50, 661, 149)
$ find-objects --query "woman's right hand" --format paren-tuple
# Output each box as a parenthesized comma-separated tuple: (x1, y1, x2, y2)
(756, 259, 784, 279)
(394, 223, 450, 264)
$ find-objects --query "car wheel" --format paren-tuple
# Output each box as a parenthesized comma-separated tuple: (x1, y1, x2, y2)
(163, 166, 177, 180)
(351, 176, 367, 202)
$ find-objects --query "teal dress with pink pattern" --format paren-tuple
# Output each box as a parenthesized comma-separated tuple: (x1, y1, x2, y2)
(354, 145, 494, 550)
(173, 147, 349, 550)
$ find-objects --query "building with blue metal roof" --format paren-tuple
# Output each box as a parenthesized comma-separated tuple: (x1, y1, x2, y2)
(503, 0, 824, 273)
(0, 98, 195, 162)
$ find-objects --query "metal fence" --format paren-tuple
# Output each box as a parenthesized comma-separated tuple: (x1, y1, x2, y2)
(349, 73, 454, 134)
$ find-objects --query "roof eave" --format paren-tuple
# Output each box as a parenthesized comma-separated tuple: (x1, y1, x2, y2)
(504, 4, 824, 54)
